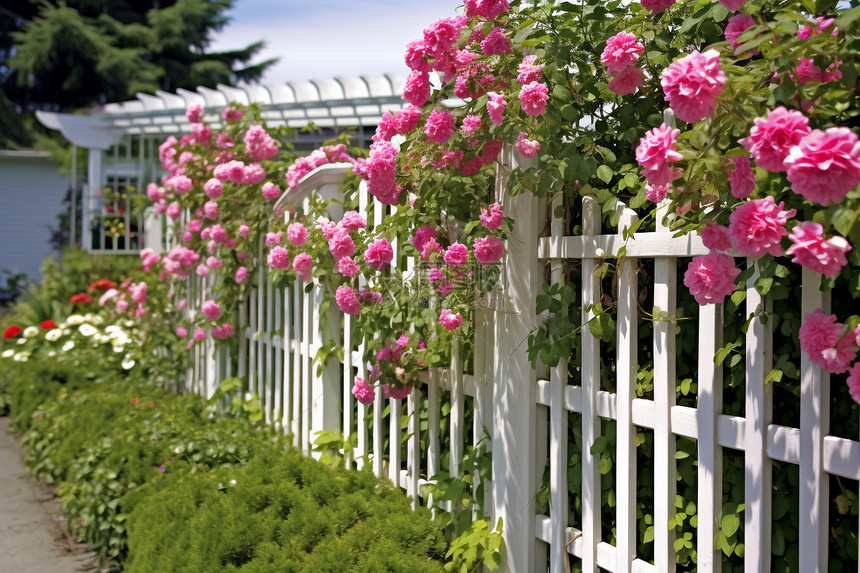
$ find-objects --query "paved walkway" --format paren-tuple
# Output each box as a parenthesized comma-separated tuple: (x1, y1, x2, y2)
(0, 417, 97, 572)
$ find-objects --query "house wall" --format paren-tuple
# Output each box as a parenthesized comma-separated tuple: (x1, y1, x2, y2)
(0, 152, 68, 282)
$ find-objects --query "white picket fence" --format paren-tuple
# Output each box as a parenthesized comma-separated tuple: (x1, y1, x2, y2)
(178, 150, 859, 573)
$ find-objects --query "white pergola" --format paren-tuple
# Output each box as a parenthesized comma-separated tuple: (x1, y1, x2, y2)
(36, 74, 409, 252)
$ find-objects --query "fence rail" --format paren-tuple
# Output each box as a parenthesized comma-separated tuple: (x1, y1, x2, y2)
(176, 155, 860, 573)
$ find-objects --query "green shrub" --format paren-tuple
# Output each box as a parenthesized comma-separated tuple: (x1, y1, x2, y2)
(125, 449, 447, 573)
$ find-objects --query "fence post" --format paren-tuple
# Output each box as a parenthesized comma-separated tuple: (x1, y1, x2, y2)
(492, 147, 538, 572)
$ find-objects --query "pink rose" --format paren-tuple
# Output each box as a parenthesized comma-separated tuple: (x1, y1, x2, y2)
(242, 164, 266, 185)
(739, 106, 811, 172)
(287, 223, 308, 246)
(201, 300, 222, 322)
(480, 202, 504, 230)
(423, 16, 465, 57)
(515, 132, 541, 159)
(176, 326, 188, 338)
(473, 236, 504, 265)
(718, 0, 745, 11)
(848, 363, 860, 405)
(424, 108, 457, 143)
(517, 55, 544, 85)
(799, 309, 857, 374)
(166, 201, 181, 221)
(785, 127, 860, 206)
(404, 40, 431, 73)
(660, 50, 726, 123)
(328, 229, 356, 260)
(461, 114, 483, 138)
(204, 178, 223, 199)
(212, 324, 234, 340)
(439, 309, 463, 331)
(403, 71, 431, 107)
(223, 106, 242, 122)
(340, 211, 367, 232)
(337, 257, 360, 277)
(243, 125, 278, 162)
(480, 27, 511, 55)
(487, 92, 507, 125)
(608, 66, 645, 96)
(728, 197, 796, 258)
(444, 243, 469, 268)
(267, 246, 291, 270)
(645, 184, 669, 203)
(383, 384, 412, 400)
(726, 156, 756, 199)
(194, 327, 206, 341)
(261, 182, 281, 201)
(465, 0, 509, 20)
(519, 81, 549, 116)
(636, 123, 683, 185)
(235, 267, 249, 284)
(601, 32, 644, 73)
(725, 14, 755, 49)
(335, 285, 361, 315)
(683, 252, 740, 305)
(364, 239, 394, 271)
(785, 221, 852, 278)
(186, 104, 203, 123)
(701, 222, 732, 252)
(203, 201, 218, 220)
(481, 140, 503, 165)
(641, 0, 676, 13)
(293, 253, 314, 283)
(352, 377, 375, 405)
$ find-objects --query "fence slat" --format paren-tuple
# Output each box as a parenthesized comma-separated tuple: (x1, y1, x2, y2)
(427, 369, 441, 512)
(282, 287, 291, 434)
(653, 205, 677, 573)
(408, 387, 420, 509)
(389, 397, 402, 486)
(615, 206, 638, 573)
(291, 285, 302, 449)
(743, 259, 772, 573)
(580, 196, 601, 572)
(697, 303, 723, 572)
(799, 266, 830, 573)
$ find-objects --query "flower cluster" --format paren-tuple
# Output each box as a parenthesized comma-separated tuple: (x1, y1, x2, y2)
(601, 32, 645, 96)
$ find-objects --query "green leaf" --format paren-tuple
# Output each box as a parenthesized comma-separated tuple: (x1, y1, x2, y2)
(597, 165, 613, 183)
(721, 513, 740, 537)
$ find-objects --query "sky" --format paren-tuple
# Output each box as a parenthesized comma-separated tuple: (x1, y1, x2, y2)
(210, 0, 463, 86)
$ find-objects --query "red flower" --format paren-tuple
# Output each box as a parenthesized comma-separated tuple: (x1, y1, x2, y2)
(88, 278, 117, 292)
(70, 293, 94, 305)
(40, 320, 56, 329)
(3, 325, 21, 339)
(131, 397, 139, 405)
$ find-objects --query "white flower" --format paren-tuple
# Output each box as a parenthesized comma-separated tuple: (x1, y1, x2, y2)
(62, 341, 75, 352)
(79, 324, 98, 337)
(45, 329, 62, 342)
(1, 349, 14, 358)
(121, 357, 135, 370)
(22, 326, 39, 338)
(16, 338, 26, 345)
(113, 345, 125, 353)
(67, 315, 84, 325)
(47, 351, 56, 358)
(13, 352, 28, 362)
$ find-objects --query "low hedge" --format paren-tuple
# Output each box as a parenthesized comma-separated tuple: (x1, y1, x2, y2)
(0, 361, 448, 571)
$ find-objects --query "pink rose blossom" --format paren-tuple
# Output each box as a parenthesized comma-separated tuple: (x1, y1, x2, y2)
(785, 127, 860, 206)
(739, 106, 811, 172)
(383, 384, 412, 400)
(403, 71, 431, 107)
(353, 141, 401, 205)
(340, 211, 367, 232)
(212, 324, 233, 340)
(785, 221, 852, 278)
(515, 132, 541, 158)
(724, 14, 756, 50)
(481, 140, 503, 165)
(601, 32, 645, 73)
(424, 109, 457, 143)
(799, 309, 857, 374)
(460, 157, 484, 176)
(645, 184, 669, 203)
(203, 201, 218, 220)
(701, 222, 732, 252)
(201, 300, 221, 322)
(519, 82, 549, 117)
(235, 267, 249, 284)
(439, 309, 463, 331)
(194, 327, 206, 341)
(243, 125, 278, 162)
(428, 267, 445, 283)
(267, 246, 290, 270)
(265, 232, 282, 247)
(480, 27, 511, 55)
(423, 16, 465, 57)
(337, 257, 360, 277)
(293, 253, 314, 283)
(660, 50, 726, 123)
(728, 197, 796, 257)
(352, 377, 375, 405)
(848, 363, 860, 405)
(465, 0, 509, 20)
(481, 202, 504, 230)
(328, 229, 356, 260)
(358, 289, 383, 305)
(206, 256, 222, 270)
(186, 104, 203, 123)
(209, 224, 228, 244)
(444, 243, 469, 268)
(718, 0, 745, 11)
(413, 226, 437, 255)
(166, 201, 181, 221)
(726, 156, 756, 198)
(287, 223, 308, 246)
(241, 164, 266, 185)
(641, 0, 676, 13)
(608, 66, 645, 96)
(683, 252, 740, 305)
(196, 264, 209, 277)
(636, 124, 683, 185)
(176, 326, 188, 338)
(335, 286, 361, 315)
(517, 55, 544, 85)
(261, 182, 281, 201)
(474, 236, 504, 265)
(487, 92, 507, 125)
(798, 17, 838, 40)
(203, 178, 223, 199)
(437, 279, 455, 297)
(223, 107, 242, 122)
(405, 40, 431, 73)
(461, 114, 483, 138)
(364, 239, 394, 271)
(855, 325, 860, 348)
